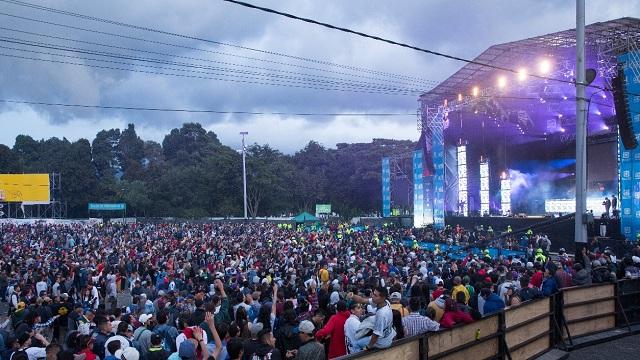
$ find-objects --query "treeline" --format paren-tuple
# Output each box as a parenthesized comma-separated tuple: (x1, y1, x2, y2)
(0, 123, 416, 218)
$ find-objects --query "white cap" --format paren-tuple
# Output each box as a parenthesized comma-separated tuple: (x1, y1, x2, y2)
(115, 348, 140, 360)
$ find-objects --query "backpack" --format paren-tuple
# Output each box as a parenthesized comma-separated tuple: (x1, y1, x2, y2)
(154, 325, 177, 353)
(133, 328, 151, 355)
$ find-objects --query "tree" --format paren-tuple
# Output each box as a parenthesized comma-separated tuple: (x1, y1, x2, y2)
(162, 123, 219, 163)
(0, 144, 21, 173)
(118, 124, 146, 181)
(245, 145, 294, 218)
(92, 129, 121, 179)
(291, 141, 330, 212)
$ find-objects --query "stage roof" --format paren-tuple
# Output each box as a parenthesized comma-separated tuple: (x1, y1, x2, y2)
(419, 17, 640, 146)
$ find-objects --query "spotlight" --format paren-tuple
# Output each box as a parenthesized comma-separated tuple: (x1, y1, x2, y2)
(603, 125, 610, 130)
(538, 59, 552, 74)
(594, 110, 601, 116)
(559, 128, 566, 133)
(472, 86, 479, 97)
(562, 96, 568, 100)
(558, 114, 563, 118)
(518, 68, 527, 82)
(458, 93, 463, 101)
(601, 94, 607, 99)
(497, 76, 507, 89)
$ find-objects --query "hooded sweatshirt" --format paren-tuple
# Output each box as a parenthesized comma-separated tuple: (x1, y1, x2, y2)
(315, 310, 349, 358)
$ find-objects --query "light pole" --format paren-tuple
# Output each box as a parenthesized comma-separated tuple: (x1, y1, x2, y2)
(240, 131, 248, 219)
(575, 0, 587, 245)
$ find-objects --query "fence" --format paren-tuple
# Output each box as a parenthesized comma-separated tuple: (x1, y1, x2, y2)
(336, 279, 640, 360)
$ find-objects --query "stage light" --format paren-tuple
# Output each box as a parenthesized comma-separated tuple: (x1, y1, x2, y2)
(518, 68, 527, 82)
(603, 125, 610, 130)
(497, 76, 507, 88)
(538, 59, 552, 74)
(558, 114, 563, 118)
(559, 128, 566, 133)
(562, 96, 568, 100)
(458, 93, 463, 101)
(472, 86, 479, 97)
(601, 94, 607, 99)
(594, 110, 602, 116)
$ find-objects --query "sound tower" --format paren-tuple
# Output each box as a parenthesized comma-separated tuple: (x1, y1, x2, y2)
(612, 65, 638, 150)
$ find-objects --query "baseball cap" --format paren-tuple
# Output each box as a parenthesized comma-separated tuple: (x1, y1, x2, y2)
(298, 320, 315, 334)
(139, 314, 153, 324)
(248, 322, 264, 338)
(390, 292, 402, 302)
(115, 348, 140, 360)
(178, 341, 197, 359)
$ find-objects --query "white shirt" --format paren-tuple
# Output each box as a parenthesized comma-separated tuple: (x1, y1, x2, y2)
(344, 315, 361, 354)
(105, 335, 131, 356)
(90, 286, 100, 309)
(35, 281, 48, 296)
(25, 347, 46, 360)
(371, 301, 395, 348)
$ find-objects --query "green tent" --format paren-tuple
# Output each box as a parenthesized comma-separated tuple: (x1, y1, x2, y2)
(292, 212, 319, 223)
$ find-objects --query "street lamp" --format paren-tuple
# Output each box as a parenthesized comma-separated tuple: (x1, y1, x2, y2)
(240, 131, 248, 219)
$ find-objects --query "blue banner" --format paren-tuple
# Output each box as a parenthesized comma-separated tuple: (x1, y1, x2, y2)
(433, 127, 445, 229)
(413, 150, 424, 226)
(382, 158, 391, 217)
(618, 51, 640, 240)
(88, 203, 126, 211)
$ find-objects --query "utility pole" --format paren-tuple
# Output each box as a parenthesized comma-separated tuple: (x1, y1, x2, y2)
(240, 131, 248, 219)
(575, 0, 588, 244)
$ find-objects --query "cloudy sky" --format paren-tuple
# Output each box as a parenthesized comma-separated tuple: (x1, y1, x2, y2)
(0, 0, 638, 153)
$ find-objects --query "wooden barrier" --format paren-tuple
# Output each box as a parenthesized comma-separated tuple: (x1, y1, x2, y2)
(427, 313, 500, 359)
(562, 283, 616, 338)
(504, 297, 552, 360)
(334, 336, 421, 360)
(337, 282, 626, 360)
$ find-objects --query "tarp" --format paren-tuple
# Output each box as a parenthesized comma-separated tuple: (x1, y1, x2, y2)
(292, 212, 319, 223)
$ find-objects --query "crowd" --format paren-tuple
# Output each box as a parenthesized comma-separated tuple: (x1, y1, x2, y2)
(0, 221, 638, 360)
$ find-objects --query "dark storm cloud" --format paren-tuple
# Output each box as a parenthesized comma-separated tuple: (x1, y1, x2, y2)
(0, 0, 637, 152)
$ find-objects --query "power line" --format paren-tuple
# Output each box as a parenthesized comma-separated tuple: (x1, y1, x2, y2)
(0, 0, 436, 85)
(0, 36, 428, 94)
(0, 51, 424, 96)
(0, 12, 438, 89)
(222, 0, 610, 91)
(0, 99, 417, 116)
(0, 26, 434, 92)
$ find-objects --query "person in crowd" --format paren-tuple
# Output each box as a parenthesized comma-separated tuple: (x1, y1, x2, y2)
(314, 301, 348, 359)
(348, 287, 396, 351)
(343, 302, 363, 355)
(439, 298, 473, 329)
(292, 321, 323, 360)
(402, 297, 439, 337)
(480, 288, 505, 316)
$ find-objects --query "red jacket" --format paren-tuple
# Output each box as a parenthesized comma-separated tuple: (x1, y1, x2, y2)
(315, 310, 350, 359)
(530, 271, 543, 289)
(439, 310, 474, 329)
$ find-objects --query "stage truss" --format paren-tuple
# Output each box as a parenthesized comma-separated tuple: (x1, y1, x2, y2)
(416, 17, 640, 228)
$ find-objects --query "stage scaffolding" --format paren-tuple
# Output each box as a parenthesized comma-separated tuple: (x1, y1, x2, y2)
(417, 18, 640, 228)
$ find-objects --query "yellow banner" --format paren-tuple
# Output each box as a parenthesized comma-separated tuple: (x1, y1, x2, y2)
(0, 174, 50, 203)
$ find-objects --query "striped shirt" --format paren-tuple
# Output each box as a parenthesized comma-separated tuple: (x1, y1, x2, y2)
(402, 312, 440, 337)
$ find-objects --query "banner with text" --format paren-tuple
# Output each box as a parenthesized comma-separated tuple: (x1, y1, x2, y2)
(618, 51, 640, 240)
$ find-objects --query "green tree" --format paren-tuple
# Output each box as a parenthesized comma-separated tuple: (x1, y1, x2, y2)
(0, 144, 21, 173)
(246, 144, 294, 218)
